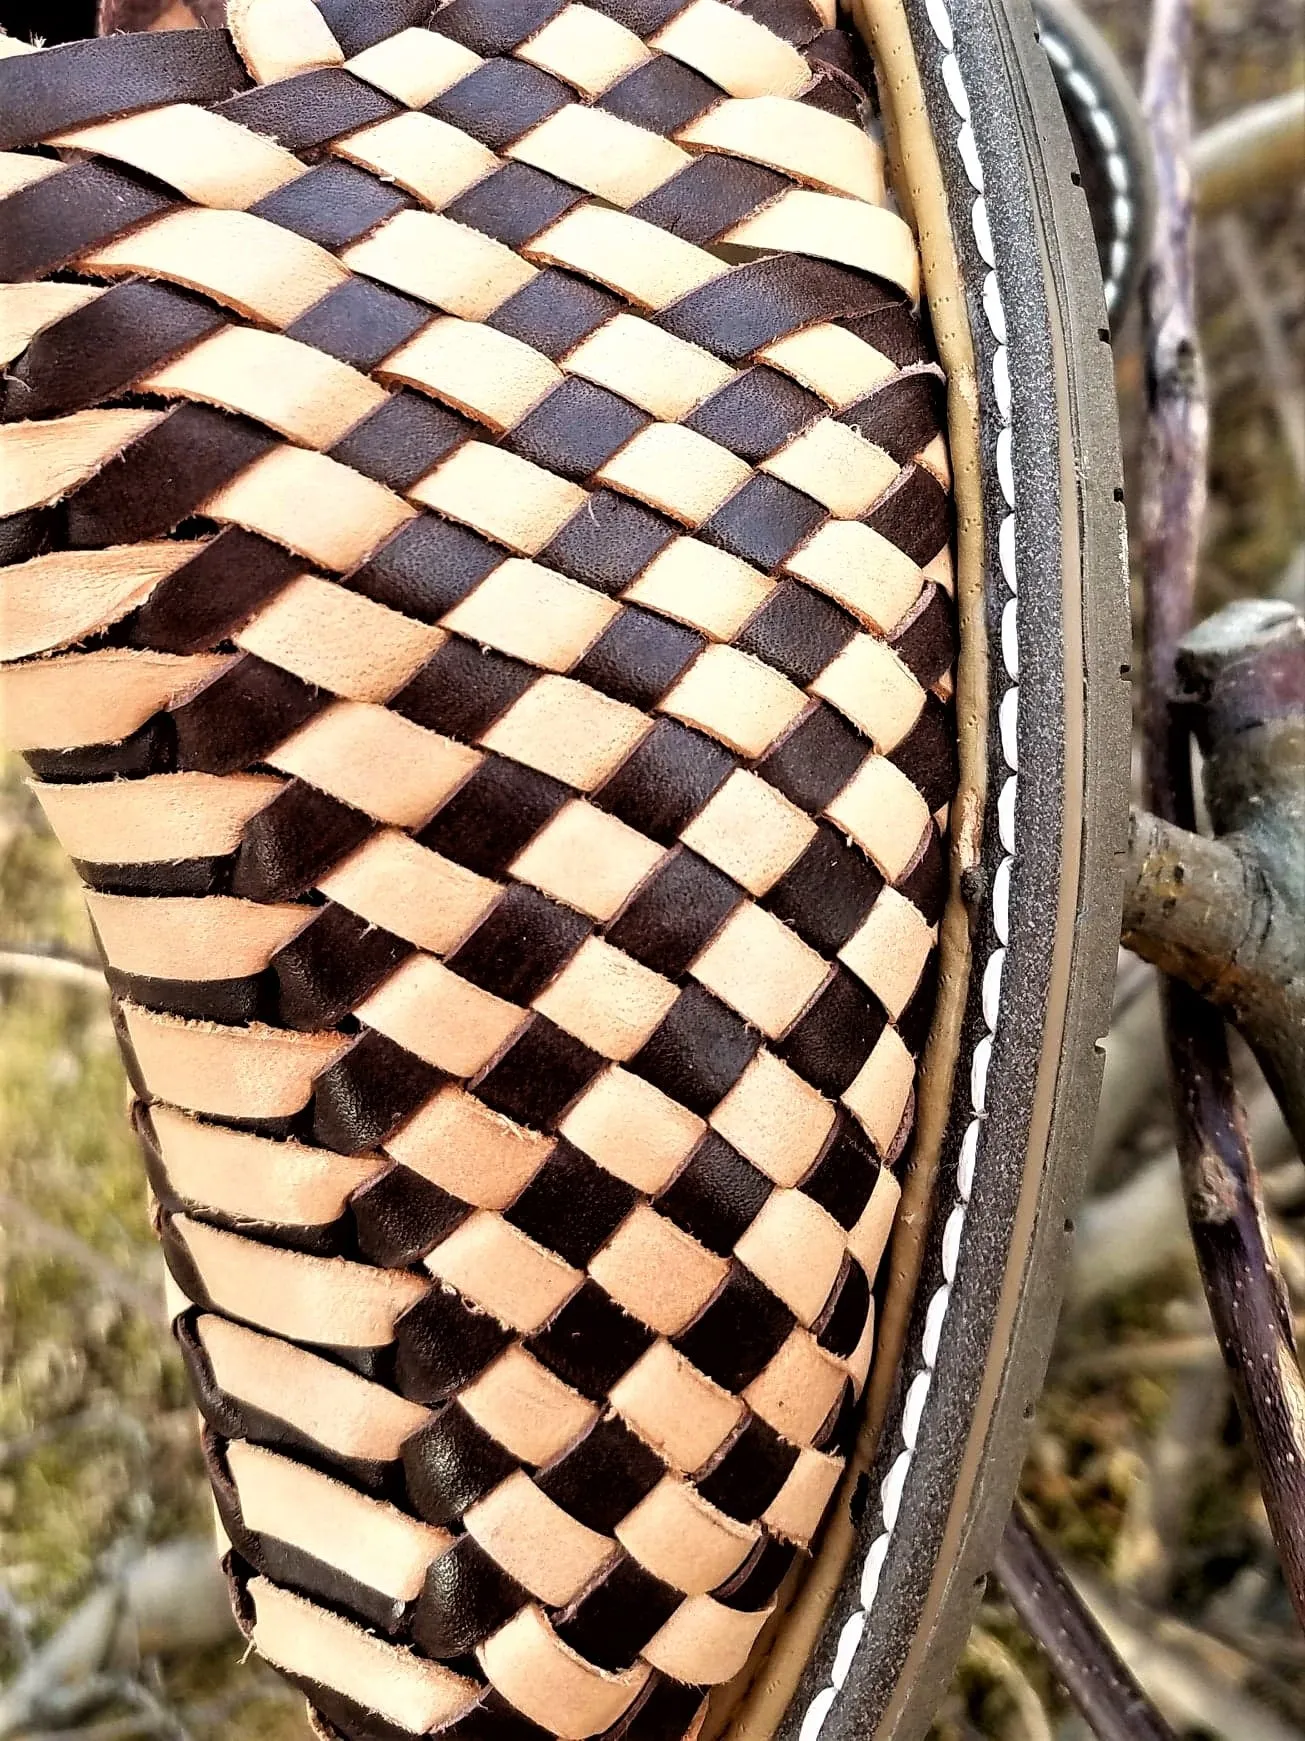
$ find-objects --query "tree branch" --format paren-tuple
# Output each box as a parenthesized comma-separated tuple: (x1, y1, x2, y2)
(1193, 87, 1305, 215)
(0, 1542, 234, 1740)
(1139, 0, 1305, 1631)
(1122, 805, 1305, 1150)
(994, 1506, 1177, 1741)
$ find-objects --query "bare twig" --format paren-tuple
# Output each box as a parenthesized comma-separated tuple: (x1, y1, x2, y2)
(995, 1506, 1177, 1741)
(1213, 216, 1305, 488)
(1122, 800, 1305, 1151)
(0, 946, 105, 991)
(1139, 0, 1305, 1629)
(1090, 973, 1166, 1185)
(0, 1194, 162, 1323)
(1111, 1368, 1219, 1604)
(1070, 1075, 1296, 1307)
(1193, 87, 1305, 215)
(1058, 1315, 1305, 1382)
(964, 1627, 1054, 1741)
(1071, 1575, 1304, 1741)
(0, 1542, 235, 1740)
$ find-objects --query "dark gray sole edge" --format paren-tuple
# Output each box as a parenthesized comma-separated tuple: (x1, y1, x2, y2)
(776, 0, 1132, 1735)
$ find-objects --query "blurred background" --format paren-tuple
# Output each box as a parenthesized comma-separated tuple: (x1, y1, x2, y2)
(0, 0, 1302, 1736)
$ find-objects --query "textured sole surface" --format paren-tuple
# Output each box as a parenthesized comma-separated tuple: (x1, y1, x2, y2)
(767, 0, 1131, 1735)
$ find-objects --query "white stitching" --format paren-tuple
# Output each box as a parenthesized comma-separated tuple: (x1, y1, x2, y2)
(798, 6, 1020, 1731)
(1039, 26, 1132, 311)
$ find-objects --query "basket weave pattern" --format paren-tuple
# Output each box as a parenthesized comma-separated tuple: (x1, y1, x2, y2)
(0, 2, 957, 1736)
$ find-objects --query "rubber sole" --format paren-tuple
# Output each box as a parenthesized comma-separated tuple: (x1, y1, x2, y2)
(761, 0, 1132, 1734)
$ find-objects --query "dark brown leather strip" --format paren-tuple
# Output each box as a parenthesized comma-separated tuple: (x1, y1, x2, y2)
(599, 53, 723, 132)
(427, 60, 573, 152)
(0, 29, 247, 151)
(435, 0, 568, 54)
(216, 68, 400, 152)
(124, 529, 303, 655)
(444, 163, 586, 250)
(1, 280, 226, 421)
(657, 258, 908, 361)
(314, 0, 436, 54)
(250, 162, 413, 251)
(629, 157, 794, 247)
(0, 161, 175, 282)
(64, 404, 277, 548)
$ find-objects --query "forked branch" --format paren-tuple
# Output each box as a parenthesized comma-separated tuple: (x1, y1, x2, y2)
(1138, 0, 1305, 1630)
(1123, 600, 1305, 1149)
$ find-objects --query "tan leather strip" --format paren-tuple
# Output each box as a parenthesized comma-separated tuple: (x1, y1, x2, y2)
(559, 1066, 705, 1191)
(316, 830, 499, 956)
(650, 0, 810, 98)
(679, 98, 884, 202)
(141, 328, 388, 448)
(336, 111, 498, 209)
(0, 543, 206, 662)
(123, 1005, 348, 1120)
(784, 519, 925, 633)
(33, 770, 282, 862)
(226, 0, 344, 85)
(459, 1345, 597, 1467)
(643, 1594, 772, 1685)
(234, 575, 445, 703)
(477, 1607, 651, 1741)
(83, 210, 350, 327)
(465, 1470, 613, 1606)
(265, 700, 480, 828)
(0, 409, 161, 517)
(563, 315, 735, 420)
(342, 210, 537, 320)
(424, 1211, 581, 1334)
(759, 324, 898, 408)
(609, 1341, 744, 1475)
(588, 1204, 728, 1335)
(658, 644, 808, 759)
(408, 442, 587, 555)
(709, 1049, 836, 1186)
(356, 954, 528, 1077)
(343, 29, 481, 107)
(174, 1214, 427, 1345)
(196, 1313, 431, 1462)
(842, 1025, 918, 1153)
(0, 649, 232, 750)
(87, 890, 310, 979)
(202, 447, 416, 571)
(227, 1441, 448, 1602)
(525, 206, 728, 311)
(380, 317, 561, 432)
(0, 282, 102, 367)
(616, 1477, 757, 1594)
(386, 1085, 553, 1210)
(509, 800, 666, 922)
(50, 106, 306, 208)
(723, 194, 921, 299)
(516, 6, 653, 95)
(762, 1447, 843, 1548)
(249, 1578, 478, 1734)
(624, 539, 774, 641)
(151, 1104, 382, 1225)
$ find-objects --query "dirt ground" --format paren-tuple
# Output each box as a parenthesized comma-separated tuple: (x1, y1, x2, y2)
(0, 2, 1302, 1737)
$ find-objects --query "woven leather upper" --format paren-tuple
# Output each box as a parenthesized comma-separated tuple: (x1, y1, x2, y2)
(0, 2, 957, 1736)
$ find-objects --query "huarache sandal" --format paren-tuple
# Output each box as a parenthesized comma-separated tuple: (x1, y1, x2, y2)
(0, 0, 1130, 1736)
